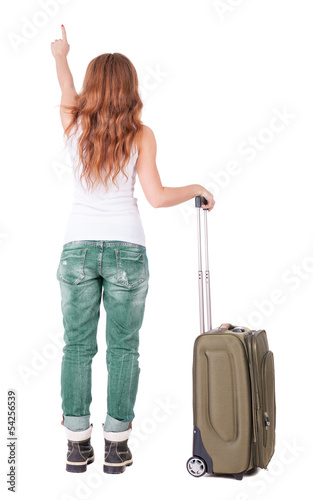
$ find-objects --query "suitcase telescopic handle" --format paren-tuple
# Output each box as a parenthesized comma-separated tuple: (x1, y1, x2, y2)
(195, 196, 212, 333)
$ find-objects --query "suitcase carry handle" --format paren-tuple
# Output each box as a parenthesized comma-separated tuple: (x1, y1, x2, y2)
(219, 323, 235, 330)
(195, 196, 212, 333)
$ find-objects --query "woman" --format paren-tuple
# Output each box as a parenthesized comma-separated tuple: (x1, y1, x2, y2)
(51, 25, 215, 475)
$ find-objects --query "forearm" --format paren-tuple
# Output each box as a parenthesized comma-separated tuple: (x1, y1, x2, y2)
(157, 184, 203, 208)
(55, 54, 74, 90)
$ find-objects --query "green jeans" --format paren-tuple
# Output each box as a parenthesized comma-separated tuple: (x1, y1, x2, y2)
(56, 240, 149, 432)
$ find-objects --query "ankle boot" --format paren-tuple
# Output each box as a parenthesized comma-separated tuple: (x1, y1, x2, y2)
(102, 425, 133, 474)
(64, 423, 94, 473)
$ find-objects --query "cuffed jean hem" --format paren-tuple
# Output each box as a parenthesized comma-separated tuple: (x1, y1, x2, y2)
(63, 415, 90, 432)
(103, 414, 131, 432)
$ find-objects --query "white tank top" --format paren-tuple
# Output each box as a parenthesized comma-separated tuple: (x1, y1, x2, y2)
(62, 123, 146, 247)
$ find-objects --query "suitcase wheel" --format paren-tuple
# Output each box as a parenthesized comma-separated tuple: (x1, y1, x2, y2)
(186, 456, 207, 477)
(232, 473, 244, 480)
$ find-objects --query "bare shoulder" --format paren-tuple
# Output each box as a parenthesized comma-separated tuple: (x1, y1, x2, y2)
(142, 124, 155, 139)
(137, 125, 156, 154)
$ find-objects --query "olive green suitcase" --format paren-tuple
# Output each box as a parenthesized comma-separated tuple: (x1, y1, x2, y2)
(186, 197, 276, 480)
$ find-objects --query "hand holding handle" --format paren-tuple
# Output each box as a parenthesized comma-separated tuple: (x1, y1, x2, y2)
(195, 196, 208, 208)
(195, 194, 214, 210)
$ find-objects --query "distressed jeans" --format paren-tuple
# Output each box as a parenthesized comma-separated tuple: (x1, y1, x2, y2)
(56, 240, 149, 432)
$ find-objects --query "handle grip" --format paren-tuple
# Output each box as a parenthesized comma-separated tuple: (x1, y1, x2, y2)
(195, 196, 208, 209)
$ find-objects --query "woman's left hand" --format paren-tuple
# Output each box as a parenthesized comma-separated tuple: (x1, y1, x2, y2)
(51, 25, 70, 58)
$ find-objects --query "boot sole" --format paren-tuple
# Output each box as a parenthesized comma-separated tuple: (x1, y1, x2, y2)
(103, 459, 133, 474)
(66, 455, 94, 473)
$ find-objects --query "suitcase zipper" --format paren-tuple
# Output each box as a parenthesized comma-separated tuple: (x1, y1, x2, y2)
(245, 331, 257, 466)
(262, 351, 273, 449)
(245, 330, 262, 468)
(262, 353, 269, 448)
(253, 331, 263, 468)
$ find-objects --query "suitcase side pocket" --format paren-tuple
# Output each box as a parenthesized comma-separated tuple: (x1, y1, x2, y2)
(261, 350, 276, 467)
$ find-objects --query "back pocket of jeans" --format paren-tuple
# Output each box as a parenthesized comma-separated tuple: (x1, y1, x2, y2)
(57, 247, 87, 285)
(115, 249, 145, 288)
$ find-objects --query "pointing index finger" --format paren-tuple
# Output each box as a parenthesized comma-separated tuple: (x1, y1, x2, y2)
(61, 24, 67, 42)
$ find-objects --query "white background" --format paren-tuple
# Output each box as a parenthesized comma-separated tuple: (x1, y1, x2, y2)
(1, 0, 312, 498)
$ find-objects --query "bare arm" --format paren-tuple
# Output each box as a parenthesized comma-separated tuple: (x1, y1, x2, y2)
(54, 54, 75, 90)
(136, 126, 215, 210)
(51, 25, 77, 131)
(51, 25, 74, 90)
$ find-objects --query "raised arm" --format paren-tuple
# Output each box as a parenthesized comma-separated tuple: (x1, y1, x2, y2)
(136, 126, 215, 210)
(51, 25, 77, 131)
(51, 25, 74, 89)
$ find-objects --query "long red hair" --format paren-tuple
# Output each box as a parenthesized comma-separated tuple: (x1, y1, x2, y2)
(61, 53, 143, 192)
